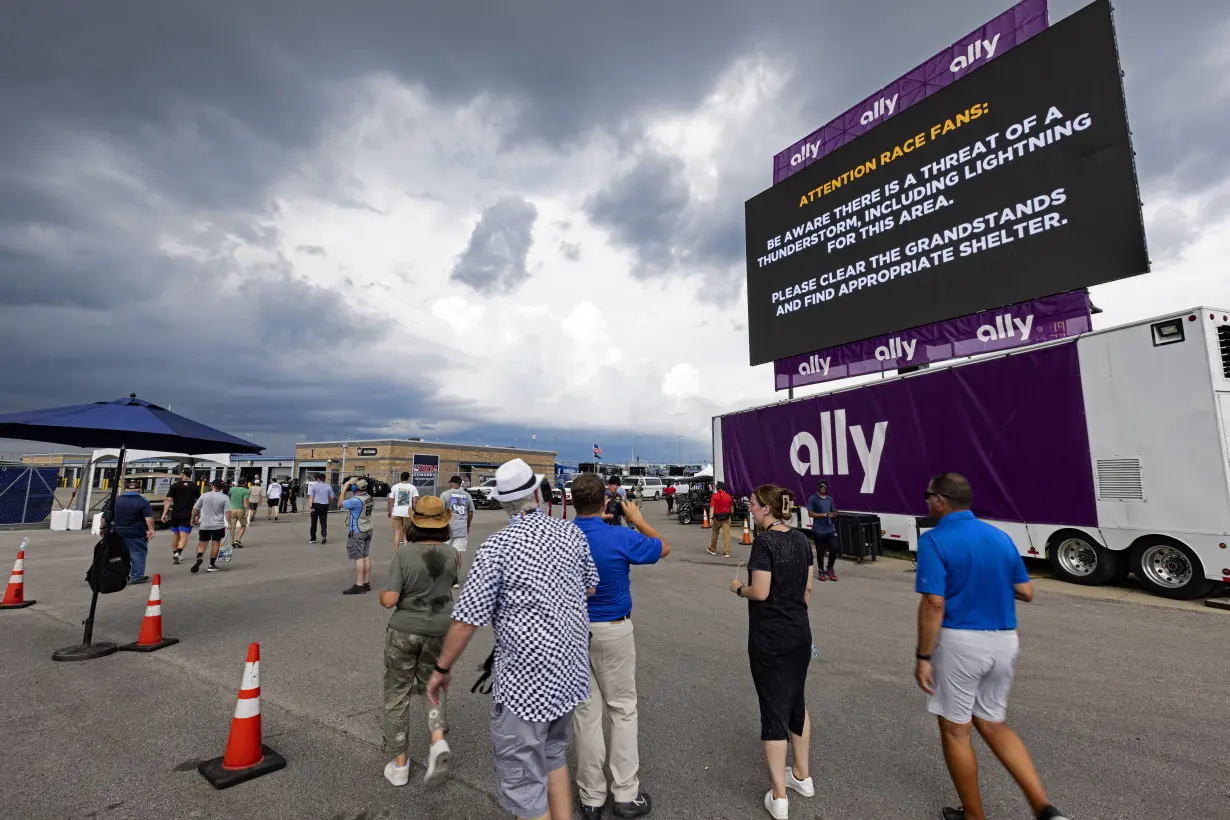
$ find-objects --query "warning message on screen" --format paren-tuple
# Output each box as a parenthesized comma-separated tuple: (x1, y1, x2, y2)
(744, 0, 1147, 366)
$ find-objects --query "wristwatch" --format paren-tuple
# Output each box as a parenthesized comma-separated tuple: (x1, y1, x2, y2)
(735, 585, 744, 597)
(915, 651, 931, 661)
(434, 663, 451, 675)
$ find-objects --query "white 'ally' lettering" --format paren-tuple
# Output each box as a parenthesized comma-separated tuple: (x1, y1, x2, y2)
(789, 409, 888, 493)
(976, 313, 1033, 343)
(949, 33, 1001, 74)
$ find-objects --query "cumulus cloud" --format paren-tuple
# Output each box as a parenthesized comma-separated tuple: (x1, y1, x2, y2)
(449, 197, 539, 294)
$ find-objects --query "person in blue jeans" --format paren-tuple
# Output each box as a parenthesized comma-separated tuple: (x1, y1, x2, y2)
(108, 477, 155, 585)
(806, 481, 839, 581)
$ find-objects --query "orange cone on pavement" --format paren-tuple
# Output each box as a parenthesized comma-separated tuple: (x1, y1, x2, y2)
(119, 574, 179, 652)
(1, 542, 35, 610)
(702, 507, 710, 529)
(199, 642, 286, 789)
(742, 518, 752, 545)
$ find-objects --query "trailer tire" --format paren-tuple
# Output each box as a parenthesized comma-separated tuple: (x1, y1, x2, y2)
(1130, 539, 1217, 600)
(678, 509, 693, 525)
(1048, 532, 1119, 586)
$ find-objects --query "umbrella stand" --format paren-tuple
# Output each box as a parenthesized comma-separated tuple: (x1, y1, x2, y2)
(52, 444, 126, 662)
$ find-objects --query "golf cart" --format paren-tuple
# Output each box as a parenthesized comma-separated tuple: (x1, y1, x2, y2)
(676, 478, 751, 525)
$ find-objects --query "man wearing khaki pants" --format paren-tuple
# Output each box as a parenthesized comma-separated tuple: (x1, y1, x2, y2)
(569, 473, 669, 818)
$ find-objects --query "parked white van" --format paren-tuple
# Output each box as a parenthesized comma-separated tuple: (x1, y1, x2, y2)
(620, 476, 665, 500)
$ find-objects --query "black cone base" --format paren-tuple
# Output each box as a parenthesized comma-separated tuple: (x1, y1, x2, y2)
(198, 746, 286, 790)
(52, 641, 118, 662)
(0, 600, 36, 609)
(119, 637, 180, 653)
(1206, 597, 1230, 612)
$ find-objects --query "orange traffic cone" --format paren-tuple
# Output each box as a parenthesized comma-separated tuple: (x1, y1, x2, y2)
(1, 543, 35, 610)
(119, 574, 179, 652)
(742, 518, 752, 545)
(702, 507, 710, 529)
(199, 642, 286, 789)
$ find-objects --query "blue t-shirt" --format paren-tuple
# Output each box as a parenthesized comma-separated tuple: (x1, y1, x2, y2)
(574, 515, 663, 621)
(915, 510, 1030, 630)
(111, 491, 153, 538)
(341, 496, 363, 532)
(807, 493, 836, 534)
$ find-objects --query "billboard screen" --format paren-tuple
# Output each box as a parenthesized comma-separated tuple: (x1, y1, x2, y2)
(774, 0, 1048, 185)
(411, 454, 440, 489)
(745, 0, 1147, 366)
(773, 290, 1090, 390)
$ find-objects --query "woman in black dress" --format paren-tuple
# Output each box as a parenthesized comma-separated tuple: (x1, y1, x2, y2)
(729, 484, 815, 819)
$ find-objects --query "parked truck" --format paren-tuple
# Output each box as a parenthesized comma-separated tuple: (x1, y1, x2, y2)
(713, 307, 1230, 600)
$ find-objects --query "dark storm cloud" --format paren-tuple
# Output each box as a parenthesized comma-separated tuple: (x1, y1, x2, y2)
(0, 0, 1226, 448)
(449, 197, 539, 293)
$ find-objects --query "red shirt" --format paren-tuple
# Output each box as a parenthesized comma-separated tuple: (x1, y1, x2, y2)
(709, 490, 733, 515)
(664, 485, 676, 496)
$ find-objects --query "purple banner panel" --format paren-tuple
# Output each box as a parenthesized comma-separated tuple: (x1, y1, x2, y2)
(723, 340, 1096, 526)
(774, 291, 1091, 391)
(772, 0, 1048, 185)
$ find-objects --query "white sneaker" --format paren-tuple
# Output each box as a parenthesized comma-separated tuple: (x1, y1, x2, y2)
(424, 739, 451, 786)
(384, 758, 410, 787)
(786, 767, 814, 798)
(764, 790, 789, 819)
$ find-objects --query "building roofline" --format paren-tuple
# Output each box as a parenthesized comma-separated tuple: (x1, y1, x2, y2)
(294, 439, 557, 456)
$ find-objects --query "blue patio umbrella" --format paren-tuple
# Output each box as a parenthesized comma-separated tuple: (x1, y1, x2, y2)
(0, 394, 263, 661)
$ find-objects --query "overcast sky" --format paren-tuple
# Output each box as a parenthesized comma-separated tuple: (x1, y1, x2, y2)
(1, 0, 1226, 463)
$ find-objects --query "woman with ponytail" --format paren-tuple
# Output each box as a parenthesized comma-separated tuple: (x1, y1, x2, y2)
(729, 484, 815, 819)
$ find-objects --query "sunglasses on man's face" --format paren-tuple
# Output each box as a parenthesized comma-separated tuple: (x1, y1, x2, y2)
(924, 491, 950, 501)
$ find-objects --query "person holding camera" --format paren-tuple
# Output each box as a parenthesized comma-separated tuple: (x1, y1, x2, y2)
(339, 477, 375, 595)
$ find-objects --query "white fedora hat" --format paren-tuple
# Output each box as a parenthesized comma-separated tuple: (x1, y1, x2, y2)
(494, 458, 544, 502)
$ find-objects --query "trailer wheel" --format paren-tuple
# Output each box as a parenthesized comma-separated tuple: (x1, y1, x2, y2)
(1048, 533, 1119, 586)
(1130, 539, 1217, 600)
(678, 509, 693, 525)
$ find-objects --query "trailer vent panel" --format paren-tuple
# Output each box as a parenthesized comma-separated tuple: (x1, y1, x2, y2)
(1096, 458, 1145, 501)
(1218, 325, 1230, 379)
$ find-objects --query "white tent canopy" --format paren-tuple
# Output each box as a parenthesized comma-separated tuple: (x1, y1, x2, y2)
(78, 448, 231, 520)
(693, 464, 714, 477)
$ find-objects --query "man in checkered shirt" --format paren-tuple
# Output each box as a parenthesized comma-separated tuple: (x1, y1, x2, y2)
(428, 458, 599, 820)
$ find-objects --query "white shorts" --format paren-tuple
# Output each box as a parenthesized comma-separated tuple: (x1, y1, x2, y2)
(448, 536, 468, 552)
(927, 628, 1019, 724)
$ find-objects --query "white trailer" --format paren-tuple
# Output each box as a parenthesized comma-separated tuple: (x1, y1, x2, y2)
(714, 307, 1230, 599)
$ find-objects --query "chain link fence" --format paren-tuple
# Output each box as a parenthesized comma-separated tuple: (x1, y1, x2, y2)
(0, 467, 61, 528)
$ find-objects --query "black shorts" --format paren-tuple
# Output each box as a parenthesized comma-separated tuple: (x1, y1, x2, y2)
(248, 502, 259, 511)
(198, 528, 225, 543)
(267, 498, 279, 507)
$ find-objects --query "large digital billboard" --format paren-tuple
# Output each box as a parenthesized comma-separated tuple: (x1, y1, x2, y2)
(773, 0, 1048, 185)
(744, 0, 1147, 366)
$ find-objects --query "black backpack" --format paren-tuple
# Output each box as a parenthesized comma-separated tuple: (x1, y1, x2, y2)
(85, 532, 131, 594)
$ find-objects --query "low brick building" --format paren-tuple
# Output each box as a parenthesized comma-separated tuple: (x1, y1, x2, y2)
(293, 439, 556, 496)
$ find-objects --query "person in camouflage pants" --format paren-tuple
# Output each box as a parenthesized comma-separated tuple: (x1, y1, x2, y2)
(379, 496, 460, 788)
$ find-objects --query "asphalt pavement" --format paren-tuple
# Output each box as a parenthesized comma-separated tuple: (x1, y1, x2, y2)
(2, 504, 1227, 820)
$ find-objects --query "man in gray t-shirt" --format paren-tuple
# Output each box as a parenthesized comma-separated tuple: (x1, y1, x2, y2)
(439, 476, 475, 552)
(190, 481, 233, 573)
(307, 475, 336, 544)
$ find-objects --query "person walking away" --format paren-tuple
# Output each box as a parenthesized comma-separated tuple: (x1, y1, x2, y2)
(265, 477, 282, 520)
(162, 468, 200, 565)
(190, 479, 232, 573)
(570, 473, 667, 818)
(663, 482, 676, 516)
(247, 478, 263, 526)
(278, 477, 290, 514)
(380, 495, 459, 788)
(806, 481, 839, 582)
(426, 458, 599, 820)
(439, 476, 475, 589)
(308, 473, 335, 544)
(289, 478, 300, 513)
(729, 484, 814, 820)
(227, 479, 250, 548)
(340, 478, 375, 595)
(602, 476, 627, 528)
(708, 481, 735, 558)
(110, 477, 155, 585)
(914, 473, 1069, 820)
(387, 471, 419, 552)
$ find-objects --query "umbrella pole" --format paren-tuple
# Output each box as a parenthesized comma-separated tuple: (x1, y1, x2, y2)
(52, 445, 125, 662)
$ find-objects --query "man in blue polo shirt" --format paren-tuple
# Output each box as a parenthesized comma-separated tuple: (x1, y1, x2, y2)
(571, 472, 668, 819)
(108, 477, 155, 585)
(913, 472, 1068, 820)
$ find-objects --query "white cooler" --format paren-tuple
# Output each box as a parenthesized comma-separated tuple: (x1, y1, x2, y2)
(50, 509, 70, 531)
